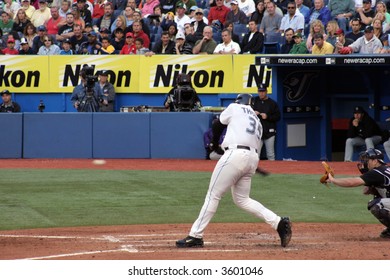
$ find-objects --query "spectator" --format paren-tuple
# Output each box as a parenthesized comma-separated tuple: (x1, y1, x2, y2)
(78, 31, 101, 54)
(311, 32, 334, 54)
(345, 18, 364, 42)
(125, 9, 150, 38)
(71, 66, 104, 112)
(148, 30, 175, 54)
(289, 32, 308, 53)
(94, 2, 115, 33)
(141, 0, 160, 17)
(135, 37, 150, 54)
(71, 6, 86, 31)
(59, 0, 72, 19)
(355, 0, 375, 31)
(110, 27, 125, 51)
(111, 15, 127, 34)
(2, 37, 19, 54)
(375, 1, 390, 26)
(344, 106, 382, 162)
(32, 24, 46, 53)
(241, 19, 264, 53)
(192, 25, 217, 53)
(306, 19, 326, 52)
(19, 0, 36, 21)
(46, 6, 65, 41)
(76, 0, 92, 26)
(279, 1, 304, 34)
(207, 0, 230, 28)
(295, 0, 310, 27)
(112, 0, 128, 16)
(59, 38, 74, 54)
(325, 20, 339, 47)
(92, 0, 106, 26)
(263, 0, 283, 17)
(280, 27, 295, 53)
(238, 0, 256, 19)
(372, 16, 384, 42)
(57, 12, 75, 43)
(250, 0, 265, 25)
(175, 2, 191, 33)
(224, 21, 241, 44)
(328, 0, 355, 33)
(120, 31, 137, 54)
(69, 23, 87, 53)
(3, 0, 21, 19)
(0, 11, 14, 36)
(213, 28, 241, 54)
(251, 83, 280, 161)
(98, 70, 116, 112)
(160, 0, 177, 14)
(22, 22, 37, 48)
(339, 25, 383, 54)
(131, 20, 150, 48)
(167, 21, 178, 40)
(184, 22, 198, 45)
(123, 5, 135, 27)
(160, 11, 176, 30)
(18, 37, 34, 54)
(0, 90, 21, 113)
(192, 8, 207, 37)
(13, 10, 32, 37)
(333, 28, 354, 53)
(30, 0, 50, 28)
(175, 0, 197, 15)
(37, 35, 60, 54)
(259, 2, 282, 42)
(174, 31, 193, 53)
(96, 37, 115, 54)
(226, 0, 249, 25)
(148, 4, 163, 26)
(307, 0, 331, 32)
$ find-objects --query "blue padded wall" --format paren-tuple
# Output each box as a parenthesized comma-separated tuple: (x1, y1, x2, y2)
(23, 113, 93, 158)
(92, 113, 150, 158)
(0, 113, 23, 158)
(150, 112, 213, 159)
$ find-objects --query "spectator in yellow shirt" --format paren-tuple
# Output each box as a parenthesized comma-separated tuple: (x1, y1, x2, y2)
(96, 37, 116, 54)
(311, 32, 334, 54)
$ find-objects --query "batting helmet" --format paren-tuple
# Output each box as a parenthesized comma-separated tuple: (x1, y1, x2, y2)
(235, 94, 252, 105)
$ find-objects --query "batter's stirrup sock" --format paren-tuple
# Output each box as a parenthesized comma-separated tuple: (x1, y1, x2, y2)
(176, 236, 204, 248)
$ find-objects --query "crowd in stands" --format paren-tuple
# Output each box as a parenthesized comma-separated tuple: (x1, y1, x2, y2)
(1, 0, 390, 55)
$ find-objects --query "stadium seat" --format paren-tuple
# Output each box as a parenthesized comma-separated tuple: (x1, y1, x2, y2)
(233, 24, 248, 44)
(263, 42, 280, 54)
(213, 31, 222, 43)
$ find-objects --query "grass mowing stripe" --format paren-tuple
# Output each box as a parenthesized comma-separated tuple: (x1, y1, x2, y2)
(0, 169, 377, 230)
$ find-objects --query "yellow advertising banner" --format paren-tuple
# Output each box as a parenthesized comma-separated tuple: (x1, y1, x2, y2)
(48, 56, 140, 93)
(0, 56, 50, 93)
(138, 55, 234, 94)
(233, 55, 272, 93)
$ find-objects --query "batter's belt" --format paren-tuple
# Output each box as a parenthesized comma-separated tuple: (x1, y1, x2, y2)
(225, 145, 258, 153)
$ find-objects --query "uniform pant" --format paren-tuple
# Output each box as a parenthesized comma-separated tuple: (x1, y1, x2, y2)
(344, 136, 382, 162)
(189, 147, 280, 239)
(259, 136, 276, 160)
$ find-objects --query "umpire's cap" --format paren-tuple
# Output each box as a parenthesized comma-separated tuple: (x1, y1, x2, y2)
(235, 93, 252, 105)
(359, 148, 385, 164)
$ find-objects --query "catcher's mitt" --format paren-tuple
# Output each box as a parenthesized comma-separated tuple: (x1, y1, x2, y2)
(320, 161, 334, 186)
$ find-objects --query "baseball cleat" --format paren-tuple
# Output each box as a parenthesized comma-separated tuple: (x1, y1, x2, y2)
(380, 228, 390, 238)
(277, 217, 292, 247)
(176, 236, 204, 248)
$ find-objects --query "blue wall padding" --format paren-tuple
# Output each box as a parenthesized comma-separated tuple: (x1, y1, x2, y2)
(150, 112, 213, 159)
(0, 113, 23, 158)
(92, 113, 150, 158)
(23, 113, 93, 158)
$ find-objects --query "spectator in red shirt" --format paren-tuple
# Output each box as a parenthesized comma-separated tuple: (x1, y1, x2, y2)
(207, 0, 230, 27)
(120, 32, 137, 54)
(2, 38, 19, 54)
(131, 20, 150, 48)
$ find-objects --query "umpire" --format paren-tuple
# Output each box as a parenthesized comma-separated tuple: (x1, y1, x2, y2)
(327, 148, 390, 239)
(251, 84, 280, 160)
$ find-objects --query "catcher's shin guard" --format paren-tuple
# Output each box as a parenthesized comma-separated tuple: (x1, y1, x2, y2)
(369, 201, 390, 228)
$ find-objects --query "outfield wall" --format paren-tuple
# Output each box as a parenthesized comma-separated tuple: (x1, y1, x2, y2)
(1, 112, 214, 159)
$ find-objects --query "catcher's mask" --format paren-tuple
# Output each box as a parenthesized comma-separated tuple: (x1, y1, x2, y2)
(235, 94, 252, 105)
(358, 148, 385, 174)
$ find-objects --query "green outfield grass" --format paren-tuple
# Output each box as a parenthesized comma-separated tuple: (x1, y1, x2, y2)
(0, 169, 377, 231)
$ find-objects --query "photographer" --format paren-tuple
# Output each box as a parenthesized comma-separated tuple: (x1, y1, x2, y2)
(163, 73, 202, 112)
(98, 70, 116, 112)
(71, 66, 105, 112)
(0, 90, 21, 113)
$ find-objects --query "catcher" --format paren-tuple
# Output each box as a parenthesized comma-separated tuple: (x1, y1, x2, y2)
(325, 148, 390, 239)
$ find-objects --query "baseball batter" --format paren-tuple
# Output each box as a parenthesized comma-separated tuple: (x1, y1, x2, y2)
(176, 94, 292, 248)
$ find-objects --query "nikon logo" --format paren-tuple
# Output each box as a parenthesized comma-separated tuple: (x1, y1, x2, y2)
(0, 65, 40, 87)
(62, 65, 131, 87)
(246, 65, 271, 87)
(154, 64, 224, 87)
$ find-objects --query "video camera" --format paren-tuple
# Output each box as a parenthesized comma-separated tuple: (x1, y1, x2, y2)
(82, 66, 98, 95)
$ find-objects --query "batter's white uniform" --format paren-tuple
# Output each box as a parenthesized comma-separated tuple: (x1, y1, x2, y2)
(189, 102, 282, 239)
